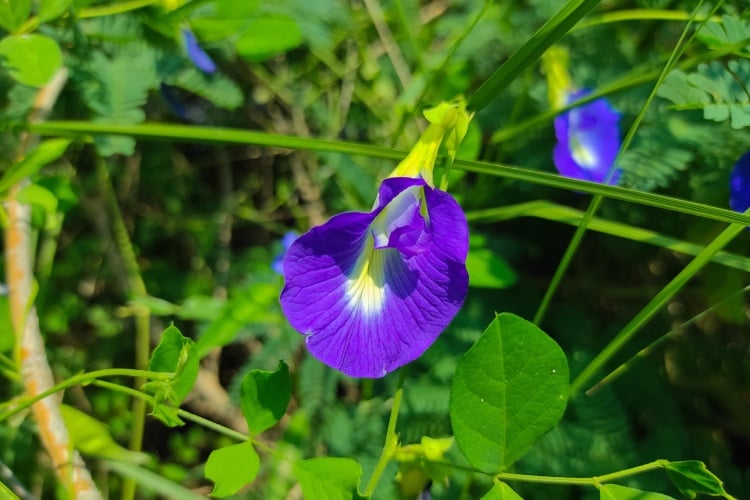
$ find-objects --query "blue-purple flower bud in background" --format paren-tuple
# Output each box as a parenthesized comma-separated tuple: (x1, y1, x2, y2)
(729, 151, 750, 214)
(280, 177, 469, 378)
(553, 89, 622, 185)
(272, 231, 299, 275)
(182, 27, 216, 74)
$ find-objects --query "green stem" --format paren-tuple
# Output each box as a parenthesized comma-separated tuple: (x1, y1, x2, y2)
(91, 380, 254, 445)
(0, 368, 170, 422)
(587, 284, 750, 394)
(574, 9, 718, 31)
(570, 220, 745, 395)
(363, 369, 406, 496)
(78, 0, 162, 19)
(24, 122, 750, 226)
(532, 0, 711, 326)
(498, 459, 668, 486)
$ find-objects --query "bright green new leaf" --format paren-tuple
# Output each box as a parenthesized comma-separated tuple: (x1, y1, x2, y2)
(235, 16, 303, 61)
(481, 481, 523, 499)
(16, 183, 58, 215)
(599, 484, 675, 500)
(205, 441, 260, 497)
(0, 138, 72, 194)
(294, 457, 363, 500)
(0, 34, 62, 87)
(39, 0, 72, 22)
(240, 360, 291, 434)
(60, 405, 149, 463)
(144, 325, 199, 426)
(0, 295, 13, 353)
(664, 461, 734, 499)
(0, 480, 20, 500)
(0, 0, 30, 32)
(450, 313, 569, 472)
(466, 248, 517, 289)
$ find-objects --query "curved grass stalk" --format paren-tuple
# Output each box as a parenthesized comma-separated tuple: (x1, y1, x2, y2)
(25, 121, 750, 227)
(466, 200, 750, 273)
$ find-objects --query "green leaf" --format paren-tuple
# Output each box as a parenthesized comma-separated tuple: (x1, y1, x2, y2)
(105, 460, 205, 500)
(696, 15, 750, 50)
(466, 248, 517, 289)
(205, 441, 260, 497)
(0, 295, 12, 353)
(16, 183, 58, 215)
(664, 461, 733, 499)
(294, 457, 363, 500)
(0, 138, 72, 194)
(599, 484, 675, 500)
(450, 313, 569, 472)
(0, 34, 62, 87)
(0, 480, 20, 500)
(0, 0, 30, 32)
(658, 61, 750, 129)
(240, 360, 291, 434)
(60, 405, 149, 463)
(144, 325, 199, 425)
(39, 0, 72, 22)
(481, 481, 524, 499)
(235, 16, 303, 61)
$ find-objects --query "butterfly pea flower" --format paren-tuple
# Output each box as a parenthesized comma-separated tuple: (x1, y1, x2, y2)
(280, 101, 472, 378)
(543, 47, 622, 185)
(729, 152, 750, 215)
(182, 27, 216, 74)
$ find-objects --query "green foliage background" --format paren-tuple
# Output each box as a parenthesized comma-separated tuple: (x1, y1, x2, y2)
(0, 0, 749, 498)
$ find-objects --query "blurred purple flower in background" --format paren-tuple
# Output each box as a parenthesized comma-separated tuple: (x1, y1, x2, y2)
(730, 151, 750, 214)
(182, 27, 216, 74)
(280, 177, 468, 378)
(272, 231, 299, 275)
(553, 89, 622, 185)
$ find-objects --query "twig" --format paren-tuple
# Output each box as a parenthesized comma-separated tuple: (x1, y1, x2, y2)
(362, 0, 413, 89)
(5, 69, 102, 498)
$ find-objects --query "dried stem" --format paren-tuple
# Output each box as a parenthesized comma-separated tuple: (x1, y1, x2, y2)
(5, 69, 101, 498)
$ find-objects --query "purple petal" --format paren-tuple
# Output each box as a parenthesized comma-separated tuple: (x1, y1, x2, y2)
(280, 177, 468, 378)
(182, 28, 217, 74)
(553, 89, 621, 185)
(730, 151, 750, 214)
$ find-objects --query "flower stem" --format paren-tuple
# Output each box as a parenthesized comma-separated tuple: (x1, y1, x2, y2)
(363, 369, 406, 496)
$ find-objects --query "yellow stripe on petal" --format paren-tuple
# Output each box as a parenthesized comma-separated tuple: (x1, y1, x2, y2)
(346, 238, 392, 316)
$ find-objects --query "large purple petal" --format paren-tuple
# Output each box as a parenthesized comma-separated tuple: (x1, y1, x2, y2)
(553, 89, 621, 185)
(730, 152, 750, 214)
(280, 178, 468, 378)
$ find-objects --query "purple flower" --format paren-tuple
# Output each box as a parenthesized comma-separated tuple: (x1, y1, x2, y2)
(280, 177, 469, 378)
(272, 231, 299, 275)
(182, 28, 216, 74)
(553, 89, 621, 185)
(730, 152, 750, 214)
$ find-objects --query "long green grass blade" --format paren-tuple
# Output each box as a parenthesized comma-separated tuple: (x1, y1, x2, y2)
(569, 219, 746, 395)
(26, 121, 750, 227)
(467, 0, 602, 111)
(466, 200, 750, 273)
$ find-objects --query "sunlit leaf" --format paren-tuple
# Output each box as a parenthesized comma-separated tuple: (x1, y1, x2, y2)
(205, 442, 260, 497)
(60, 405, 149, 463)
(0, 0, 30, 32)
(0, 138, 71, 195)
(450, 313, 569, 472)
(664, 461, 733, 499)
(466, 248, 517, 289)
(599, 484, 675, 500)
(294, 457, 363, 500)
(39, 0, 72, 22)
(481, 481, 523, 499)
(0, 34, 62, 87)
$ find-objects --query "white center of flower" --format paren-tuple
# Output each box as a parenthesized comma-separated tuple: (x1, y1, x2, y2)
(570, 136, 598, 169)
(345, 237, 391, 316)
